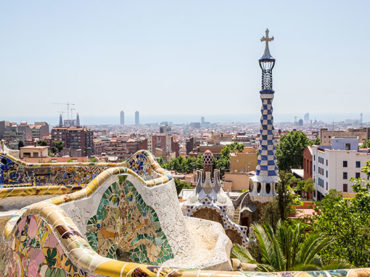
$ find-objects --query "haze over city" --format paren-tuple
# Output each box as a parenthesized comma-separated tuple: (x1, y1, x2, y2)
(1, 0, 370, 123)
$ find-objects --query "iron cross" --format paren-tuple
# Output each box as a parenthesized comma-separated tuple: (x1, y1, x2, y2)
(261, 28, 274, 48)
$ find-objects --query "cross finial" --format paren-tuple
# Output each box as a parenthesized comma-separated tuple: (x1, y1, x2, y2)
(261, 28, 274, 48)
(260, 28, 274, 59)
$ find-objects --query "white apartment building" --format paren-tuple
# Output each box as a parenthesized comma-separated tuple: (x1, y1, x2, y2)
(312, 137, 369, 200)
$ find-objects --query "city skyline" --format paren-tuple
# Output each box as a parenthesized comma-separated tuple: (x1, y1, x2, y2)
(1, 1, 370, 119)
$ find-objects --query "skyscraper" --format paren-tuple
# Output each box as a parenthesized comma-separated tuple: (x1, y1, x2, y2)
(76, 113, 80, 127)
(59, 114, 63, 127)
(120, 111, 125, 125)
(135, 111, 139, 125)
(250, 29, 279, 202)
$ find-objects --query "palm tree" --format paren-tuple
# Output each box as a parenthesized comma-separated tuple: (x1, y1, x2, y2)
(232, 221, 345, 272)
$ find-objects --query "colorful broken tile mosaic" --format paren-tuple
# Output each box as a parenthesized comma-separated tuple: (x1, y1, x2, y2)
(0, 214, 88, 277)
(86, 175, 174, 265)
(127, 152, 161, 180)
(0, 153, 108, 187)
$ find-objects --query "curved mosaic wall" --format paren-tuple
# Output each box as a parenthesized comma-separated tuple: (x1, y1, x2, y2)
(1, 214, 88, 276)
(0, 150, 169, 199)
(86, 176, 174, 264)
(0, 153, 110, 187)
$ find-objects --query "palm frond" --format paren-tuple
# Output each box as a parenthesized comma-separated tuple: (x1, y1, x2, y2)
(256, 263, 276, 272)
(253, 224, 272, 265)
(231, 244, 256, 264)
(298, 233, 333, 265)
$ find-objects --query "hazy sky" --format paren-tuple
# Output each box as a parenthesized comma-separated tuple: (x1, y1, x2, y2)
(1, 0, 369, 122)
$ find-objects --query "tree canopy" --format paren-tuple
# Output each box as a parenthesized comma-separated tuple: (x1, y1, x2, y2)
(276, 131, 311, 171)
(360, 139, 370, 148)
(37, 139, 48, 146)
(313, 162, 370, 267)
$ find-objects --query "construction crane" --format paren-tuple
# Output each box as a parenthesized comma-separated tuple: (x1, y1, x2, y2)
(52, 102, 75, 120)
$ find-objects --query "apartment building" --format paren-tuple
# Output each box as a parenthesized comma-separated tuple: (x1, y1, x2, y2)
(51, 127, 94, 157)
(319, 128, 370, 146)
(312, 137, 369, 200)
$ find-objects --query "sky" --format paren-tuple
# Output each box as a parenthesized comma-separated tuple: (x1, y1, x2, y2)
(0, 0, 369, 124)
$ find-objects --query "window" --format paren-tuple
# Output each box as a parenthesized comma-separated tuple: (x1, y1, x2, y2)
(326, 160, 328, 166)
(257, 182, 261, 193)
(343, 161, 348, 167)
(355, 172, 360, 178)
(326, 182, 328, 190)
(318, 178, 324, 187)
(343, 172, 348, 179)
(343, 184, 348, 192)
(266, 183, 271, 194)
(326, 171, 328, 178)
(356, 161, 361, 168)
(345, 143, 350, 150)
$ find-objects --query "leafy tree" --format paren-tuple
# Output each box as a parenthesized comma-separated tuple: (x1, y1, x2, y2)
(214, 142, 244, 176)
(314, 162, 370, 267)
(231, 221, 338, 271)
(174, 179, 192, 194)
(51, 140, 63, 154)
(158, 154, 204, 173)
(157, 142, 244, 176)
(276, 131, 311, 171)
(302, 178, 314, 199)
(258, 199, 281, 227)
(156, 157, 167, 168)
(277, 171, 299, 220)
(214, 157, 229, 177)
(310, 137, 321, 146)
(37, 139, 48, 146)
(295, 178, 314, 200)
(17, 140, 24, 149)
(360, 139, 370, 148)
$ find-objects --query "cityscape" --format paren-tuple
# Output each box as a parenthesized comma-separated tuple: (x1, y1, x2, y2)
(0, 1, 369, 277)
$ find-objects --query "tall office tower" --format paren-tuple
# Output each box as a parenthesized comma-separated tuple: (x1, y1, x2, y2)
(59, 114, 63, 127)
(250, 29, 279, 202)
(135, 111, 139, 126)
(304, 113, 310, 121)
(76, 113, 80, 127)
(120, 111, 125, 125)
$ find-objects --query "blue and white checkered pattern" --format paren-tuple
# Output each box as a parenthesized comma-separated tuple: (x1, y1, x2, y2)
(256, 98, 278, 177)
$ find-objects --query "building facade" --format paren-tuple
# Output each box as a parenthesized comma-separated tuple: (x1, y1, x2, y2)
(312, 137, 370, 200)
(120, 111, 124, 125)
(147, 134, 179, 158)
(135, 111, 139, 125)
(320, 128, 370, 146)
(303, 146, 313, 179)
(51, 127, 94, 157)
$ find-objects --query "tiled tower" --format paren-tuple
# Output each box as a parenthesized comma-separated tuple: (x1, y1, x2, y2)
(250, 29, 279, 202)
